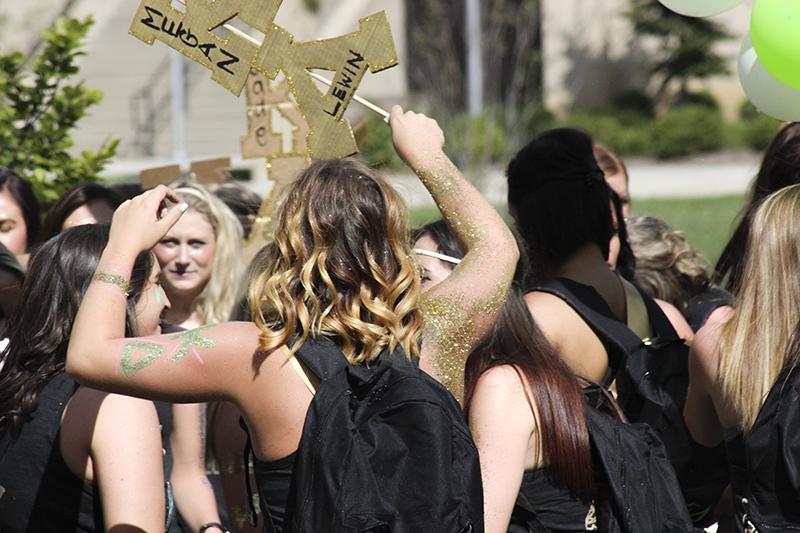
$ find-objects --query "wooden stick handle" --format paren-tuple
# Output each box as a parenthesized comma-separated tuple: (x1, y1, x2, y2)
(186, 7, 391, 121)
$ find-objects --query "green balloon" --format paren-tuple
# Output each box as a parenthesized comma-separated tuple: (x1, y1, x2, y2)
(751, 0, 800, 90)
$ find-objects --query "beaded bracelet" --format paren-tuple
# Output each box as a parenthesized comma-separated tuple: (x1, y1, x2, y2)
(92, 272, 130, 297)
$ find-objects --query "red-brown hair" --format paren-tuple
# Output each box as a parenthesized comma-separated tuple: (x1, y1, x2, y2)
(464, 270, 593, 498)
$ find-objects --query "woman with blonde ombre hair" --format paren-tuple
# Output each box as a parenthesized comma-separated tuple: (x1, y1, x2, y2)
(65, 108, 518, 532)
(685, 184, 800, 531)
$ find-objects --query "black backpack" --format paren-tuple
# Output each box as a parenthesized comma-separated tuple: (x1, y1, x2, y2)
(268, 337, 483, 533)
(583, 388, 701, 533)
(531, 278, 732, 526)
(507, 386, 699, 533)
(532, 279, 691, 470)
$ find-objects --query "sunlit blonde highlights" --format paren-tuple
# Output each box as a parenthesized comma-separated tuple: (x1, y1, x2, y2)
(249, 158, 423, 364)
(718, 184, 800, 431)
(171, 182, 244, 324)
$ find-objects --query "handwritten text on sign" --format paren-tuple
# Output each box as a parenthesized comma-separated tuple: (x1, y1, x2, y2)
(130, 0, 398, 159)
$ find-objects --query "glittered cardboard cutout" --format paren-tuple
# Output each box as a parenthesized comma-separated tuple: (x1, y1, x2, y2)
(241, 70, 309, 159)
(191, 157, 232, 184)
(254, 13, 397, 158)
(130, 0, 399, 159)
(140, 164, 181, 189)
(129, 0, 279, 95)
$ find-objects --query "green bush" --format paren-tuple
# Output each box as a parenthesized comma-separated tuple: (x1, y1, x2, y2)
(737, 101, 780, 151)
(651, 105, 724, 158)
(445, 111, 508, 167)
(563, 110, 653, 156)
(610, 89, 655, 118)
(0, 16, 118, 208)
(355, 113, 403, 170)
(675, 90, 720, 111)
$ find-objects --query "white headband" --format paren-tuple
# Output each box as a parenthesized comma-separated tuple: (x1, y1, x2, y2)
(413, 248, 462, 265)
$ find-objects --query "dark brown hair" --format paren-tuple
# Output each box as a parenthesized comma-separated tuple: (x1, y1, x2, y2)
(0, 167, 41, 251)
(464, 251, 593, 499)
(715, 122, 800, 293)
(0, 225, 152, 434)
(39, 183, 122, 241)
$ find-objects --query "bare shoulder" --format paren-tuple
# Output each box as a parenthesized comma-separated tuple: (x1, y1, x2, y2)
(654, 298, 694, 343)
(523, 291, 577, 345)
(475, 365, 529, 395)
(689, 306, 733, 381)
(470, 365, 535, 429)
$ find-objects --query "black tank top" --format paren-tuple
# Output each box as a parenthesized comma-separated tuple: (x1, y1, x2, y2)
(249, 337, 421, 533)
(0, 372, 104, 532)
(528, 277, 626, 387)
(509, 468, 593, 532)
(724, 366, 800, 531)
(684, 286, 734, 333)
(252, 451, 296, 532)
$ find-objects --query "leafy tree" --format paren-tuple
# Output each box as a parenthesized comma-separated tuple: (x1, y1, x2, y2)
(0, 16, 118, 208)
(627, 1, 731, 101)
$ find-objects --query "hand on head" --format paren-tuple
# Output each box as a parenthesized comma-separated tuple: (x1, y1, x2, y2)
(389, 106, 445, 168)
(109, 185, 188, 256)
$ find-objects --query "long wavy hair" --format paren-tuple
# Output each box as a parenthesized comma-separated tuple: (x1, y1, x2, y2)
(718, 185, 800, 431)
(171, 182, 244, 325)
(250, 158, 423, 364)
(0, 225, 152, 435)
(715, 122, 800, 293)
(627, 215, 711, 312)
(464, 249, 593, 499)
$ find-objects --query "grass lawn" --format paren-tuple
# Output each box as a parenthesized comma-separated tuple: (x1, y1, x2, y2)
(634, 195, 745, 267)
(412, 194, 746, 268)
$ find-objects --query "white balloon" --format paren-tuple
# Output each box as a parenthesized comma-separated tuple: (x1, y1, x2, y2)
(738, 34, 800, 121)
(657, 0, 743, 17)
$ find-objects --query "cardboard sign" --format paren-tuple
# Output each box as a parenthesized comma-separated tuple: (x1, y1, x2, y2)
(254, 13, 397, 158)
(130, 0, 398, 159)
(240, 70, 309, 159)
(139, 164, 181, 189)
(129, 0, 277, 95)
(190, 157, 232, 184)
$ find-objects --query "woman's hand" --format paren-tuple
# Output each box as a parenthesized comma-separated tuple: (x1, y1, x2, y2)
(108, 185, 187, 257)
(389, 106, 445, 169)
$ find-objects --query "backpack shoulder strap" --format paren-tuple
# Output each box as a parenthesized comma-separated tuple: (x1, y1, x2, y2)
(621, 277, 653, 341)
(533, 278, 645, 356)
(289, 355, 318, 395)
(293, 336, 349, 382)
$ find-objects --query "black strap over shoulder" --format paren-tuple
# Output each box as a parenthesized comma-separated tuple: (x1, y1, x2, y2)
(532, 278, 679, 354)
(293, 336, 350, 382)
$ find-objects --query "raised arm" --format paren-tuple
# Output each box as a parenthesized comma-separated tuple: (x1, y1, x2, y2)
(66, 186, 263, 404)
(389, 107, 518, 402)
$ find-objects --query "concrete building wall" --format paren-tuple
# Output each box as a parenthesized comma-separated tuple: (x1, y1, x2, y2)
(541, 0, 753, 120)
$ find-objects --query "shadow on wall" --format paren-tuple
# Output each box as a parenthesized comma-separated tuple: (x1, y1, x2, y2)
(562, 26, 650, 110)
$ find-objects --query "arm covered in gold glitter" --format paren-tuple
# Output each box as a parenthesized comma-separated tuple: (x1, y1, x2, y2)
(389, 107, 518, 403)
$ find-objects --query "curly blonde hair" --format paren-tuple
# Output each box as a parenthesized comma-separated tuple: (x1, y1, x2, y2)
(249, 158, 423, 364)
(626, 215, 711, 312)
(171, 182, 245, 324)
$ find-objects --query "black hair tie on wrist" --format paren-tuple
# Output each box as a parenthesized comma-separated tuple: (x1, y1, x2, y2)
(199, 522, 230, 533)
